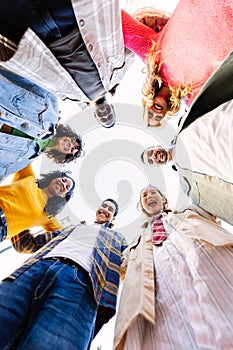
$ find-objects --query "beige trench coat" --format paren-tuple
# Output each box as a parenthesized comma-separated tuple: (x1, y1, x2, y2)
(114, 205, 233, 350)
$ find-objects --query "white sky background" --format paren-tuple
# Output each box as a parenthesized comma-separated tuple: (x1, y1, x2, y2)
(0, 0, 233, 349)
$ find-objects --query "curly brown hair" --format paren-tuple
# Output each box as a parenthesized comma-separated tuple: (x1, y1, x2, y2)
(142, 43, 192, 124)
(44, 124, 83, 164)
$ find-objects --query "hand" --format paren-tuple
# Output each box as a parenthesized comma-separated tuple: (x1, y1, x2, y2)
(133, 7, 171, 33)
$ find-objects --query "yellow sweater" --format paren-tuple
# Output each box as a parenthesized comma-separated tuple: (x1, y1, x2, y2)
(0, 164, 62, 238)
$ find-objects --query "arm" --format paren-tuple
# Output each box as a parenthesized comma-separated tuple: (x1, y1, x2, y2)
(173, 205, 233, 246)
(12, 163, 34, 182)
(121, 9, 159, 62)
(11, 228, 62, 253)
(120, 235, 141, 282)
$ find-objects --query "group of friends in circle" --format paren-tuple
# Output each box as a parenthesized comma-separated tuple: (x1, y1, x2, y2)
(0, 0, 233, 349)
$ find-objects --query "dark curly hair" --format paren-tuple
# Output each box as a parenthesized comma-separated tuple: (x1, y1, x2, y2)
(44, 124, 83, 164)
(37, 170, 75, 217)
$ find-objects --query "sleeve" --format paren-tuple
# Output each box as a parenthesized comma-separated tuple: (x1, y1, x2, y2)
(120, 246, 129, 283)
(121, 9, 159, 62)
(11, 228, 62, 253)
(120, 235, 141, 282)
(42, 216, 63, 232)
(12, 163, 35, 182)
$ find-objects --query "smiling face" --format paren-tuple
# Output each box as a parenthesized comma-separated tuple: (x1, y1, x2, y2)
(143, 147, 168, 166)
(140, 187, 164, 216)
(146, 86, 171, 127)
(52, 137, 79, 155)
(94, 102, 116, 128)
(95, 200, 116, 224)
(47, 177, 74, 198)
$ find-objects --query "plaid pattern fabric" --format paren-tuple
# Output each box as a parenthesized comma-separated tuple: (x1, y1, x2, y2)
(11, 229, 63, 254)
(8, 223, 128, 313)
(0, 34, 17, 61)
(0, 208, 7, 242)
(152, 217, 167, 245)
(8, 226, 75, 280)
(1, 0, 134, 105)
(90, 223, 128, 309)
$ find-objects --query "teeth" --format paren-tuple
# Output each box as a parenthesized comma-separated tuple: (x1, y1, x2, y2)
(154, 104, 162, 110)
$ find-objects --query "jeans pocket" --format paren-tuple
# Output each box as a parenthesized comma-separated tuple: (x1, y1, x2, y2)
(73, 267, 91, 289)
(34, 261, 66, 300)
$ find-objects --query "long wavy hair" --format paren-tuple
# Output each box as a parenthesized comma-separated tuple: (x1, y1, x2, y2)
(142, 43, 192, 121)
(44, 124, 83, 164)
(37, 170, 75, 217)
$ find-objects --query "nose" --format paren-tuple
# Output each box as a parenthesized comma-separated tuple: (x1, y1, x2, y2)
(61, 181, 66, 193)
(71, 141, 79, 154)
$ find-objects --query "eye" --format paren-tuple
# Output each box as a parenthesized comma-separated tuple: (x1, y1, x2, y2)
(108, 207, 114, 212)
(148, 150, 153, 157)
(62, 178, 71, 191)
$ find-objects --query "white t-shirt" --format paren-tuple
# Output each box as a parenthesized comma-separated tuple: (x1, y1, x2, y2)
(45, 223, 102, 272)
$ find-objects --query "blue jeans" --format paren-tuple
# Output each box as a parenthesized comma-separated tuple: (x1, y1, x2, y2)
(0, 259, 97, 350)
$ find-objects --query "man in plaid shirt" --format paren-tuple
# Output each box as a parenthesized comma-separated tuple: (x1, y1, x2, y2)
(0, 198, 128, 350)
(0, 0, 134, 127)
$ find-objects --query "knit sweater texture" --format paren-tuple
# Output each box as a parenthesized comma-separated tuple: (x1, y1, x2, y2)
(122, 0, 233, 103)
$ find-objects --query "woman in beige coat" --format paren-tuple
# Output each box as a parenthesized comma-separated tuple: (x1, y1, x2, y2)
(114, 185, 233, 350)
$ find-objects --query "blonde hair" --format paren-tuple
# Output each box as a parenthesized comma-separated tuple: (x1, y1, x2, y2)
(142, 43, 193, 123)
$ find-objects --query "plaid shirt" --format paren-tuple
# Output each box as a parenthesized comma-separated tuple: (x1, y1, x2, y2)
(9, 223, 128, 312)
(0, 34, 17, 61)
(0, 0, 134, 107)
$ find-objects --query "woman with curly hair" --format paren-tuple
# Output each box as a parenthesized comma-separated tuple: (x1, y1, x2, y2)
(43, 124, 83, 164)
(0, 163, 75, 242)
(121, 0, 233, 126)
(0, 67, 83, 181)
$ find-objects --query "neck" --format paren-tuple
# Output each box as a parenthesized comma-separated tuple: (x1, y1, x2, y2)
(167, 148, 173, 161)
(45, 137, 56, 150)
(41, 186, 52, 199)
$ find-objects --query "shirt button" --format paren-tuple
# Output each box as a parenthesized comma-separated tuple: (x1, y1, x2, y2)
(79, 19, 85, 26)
(21, 123, 28, 129)
(88, 44, 93, 51)
(97, 62, 101, 68)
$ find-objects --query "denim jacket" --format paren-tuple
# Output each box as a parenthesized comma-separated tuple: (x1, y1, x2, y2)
(0, 67, 59, 181)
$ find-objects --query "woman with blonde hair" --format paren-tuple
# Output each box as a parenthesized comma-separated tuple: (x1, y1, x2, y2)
(114, 185, 233, 349)
(121, 0, 233, 126)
